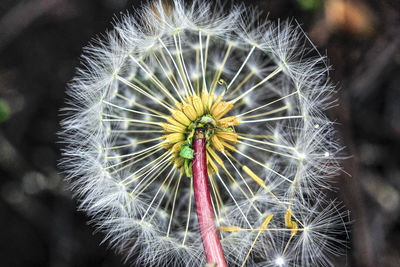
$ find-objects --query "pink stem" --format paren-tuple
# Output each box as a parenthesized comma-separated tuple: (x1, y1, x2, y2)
(192, 128, 227, 267)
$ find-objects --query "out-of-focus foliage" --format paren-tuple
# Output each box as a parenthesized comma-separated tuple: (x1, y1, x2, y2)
(296, 0, 322, 11)
(0, 99, 10, 123)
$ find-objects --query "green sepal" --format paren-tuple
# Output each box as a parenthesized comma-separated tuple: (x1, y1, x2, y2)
(180, 144, 194, 159)
(215, 126, 234, 132)
(187, 121, 196, 130)
(199, 114, 216, 127)
(186, 128, 195, 144)
(184, 158, 193, 177)
(205, 129, 214, 139)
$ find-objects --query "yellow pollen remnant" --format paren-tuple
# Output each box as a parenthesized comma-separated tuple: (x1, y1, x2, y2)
(160, 90, 241, 174)
(285, 209, 298, 236)
(243, 166, 267, 189)
(218, 226, 241, 232)
(260, 214, 274, 232)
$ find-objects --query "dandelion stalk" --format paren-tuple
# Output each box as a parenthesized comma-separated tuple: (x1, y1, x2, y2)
(193, 128, 227, 267)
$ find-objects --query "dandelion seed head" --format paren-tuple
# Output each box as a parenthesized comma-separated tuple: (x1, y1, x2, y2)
(60, 0, 347, 266)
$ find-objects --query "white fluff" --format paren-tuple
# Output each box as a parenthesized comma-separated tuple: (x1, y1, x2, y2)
(60, 0, 347, 266)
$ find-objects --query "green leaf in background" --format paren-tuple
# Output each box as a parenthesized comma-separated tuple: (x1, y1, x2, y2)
(297, 0, 322, 11)
(0, 99, 10, 123)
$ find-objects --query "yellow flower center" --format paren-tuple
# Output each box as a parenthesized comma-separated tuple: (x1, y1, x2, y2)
(160, 90, 240, 174)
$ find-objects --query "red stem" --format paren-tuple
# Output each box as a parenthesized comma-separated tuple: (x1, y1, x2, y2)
(192, 128, 227, 267)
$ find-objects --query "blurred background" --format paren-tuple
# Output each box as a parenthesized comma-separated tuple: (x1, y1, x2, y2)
(0, 0, 399, 266)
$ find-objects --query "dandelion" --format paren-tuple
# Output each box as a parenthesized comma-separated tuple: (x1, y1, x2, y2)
(60, 0, 347, 266)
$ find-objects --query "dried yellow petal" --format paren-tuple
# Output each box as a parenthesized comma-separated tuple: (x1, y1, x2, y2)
(164, 116, 186, 128)
(211, 135, 225, 152)
(243, 166, 266, 189)
(183, 104, 198, 121)
(171, 141, 184, 152)
(161, 142, 173, 150)
(161, 122, 185, 133)
(220, 141, 237, 152)
(207, 146, 224, 167)
(207, 152, 219, 174)
(210, 95, 224, 113)
(216, 131, 238, 143)
(213, 102, 233, 119)
(162, 133, 185, 143)
(192, 95, 204, 117)
(218, 226, 241, 232)
(285, 209, 298, 236)
(171, 109, 191, 126)
(217, 116, 240, 127)
(201, 90, 210, 111)
(260, 214, 274, 232)
(174, 156, 184, 168)
(174, 102, 183, 111)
